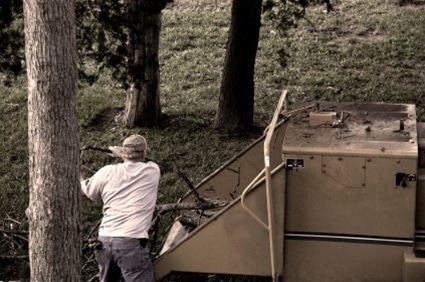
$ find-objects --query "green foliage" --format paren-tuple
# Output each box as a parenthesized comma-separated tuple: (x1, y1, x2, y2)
(76, 0, 174, 86)
(76, 0, 128, 84)
(262, 0, 334, 68)
(263, 0, 333, 33)
(0, 0, 174, 86)
(0, 76, 29, 280)
(0, 76, 27, 218)
(0, 0, 24, 80)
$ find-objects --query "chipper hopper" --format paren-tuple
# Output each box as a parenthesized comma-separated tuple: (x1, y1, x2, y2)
(154, 92, 425, 281)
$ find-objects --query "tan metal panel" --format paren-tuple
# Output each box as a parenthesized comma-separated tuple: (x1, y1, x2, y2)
(284, 154, 416, 237)
(284, 239, 411, 282)
(365, 157, 417, 237)
(283, 101, 418, 238)
(403, 252, 425, 282)
(182, 120, 288, 202)
(154, 168, 285, 280)
(321, 155, 366, 188)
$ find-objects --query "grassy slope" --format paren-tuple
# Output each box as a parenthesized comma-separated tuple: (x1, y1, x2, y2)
(283, 1, 425, 112)
(1, 0, 425, 280)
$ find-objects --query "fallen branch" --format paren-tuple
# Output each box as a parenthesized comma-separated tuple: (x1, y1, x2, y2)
(155, 198, 228, 213)
(80, 145, 112, 153)
(150, 197, 230, 255)
(151, 197, 229, 229)
(80, 145, 203, 201)
(0, 228, 28, 236)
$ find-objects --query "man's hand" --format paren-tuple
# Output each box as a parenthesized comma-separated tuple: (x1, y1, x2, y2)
(108, 146, 122, 158)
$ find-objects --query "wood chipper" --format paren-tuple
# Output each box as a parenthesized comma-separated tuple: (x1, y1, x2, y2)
(153, 91, 425, 282)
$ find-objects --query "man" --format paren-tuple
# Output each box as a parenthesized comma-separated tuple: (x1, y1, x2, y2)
(81, 134, 160, 282)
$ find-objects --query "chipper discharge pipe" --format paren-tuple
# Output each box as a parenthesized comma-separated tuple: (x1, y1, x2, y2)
(241, 90, 288, 282)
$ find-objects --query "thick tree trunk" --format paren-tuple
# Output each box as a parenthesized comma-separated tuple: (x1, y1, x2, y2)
(124, 0, 162, 128)
(216, 0, 262, 133)
(24, 0, 81, 281)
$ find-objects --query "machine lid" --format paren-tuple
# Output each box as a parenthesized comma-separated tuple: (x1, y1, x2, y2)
(282, 101, 418, 158)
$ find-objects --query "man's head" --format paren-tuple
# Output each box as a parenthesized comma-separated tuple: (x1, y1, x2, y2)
(120, 134, 148, 160)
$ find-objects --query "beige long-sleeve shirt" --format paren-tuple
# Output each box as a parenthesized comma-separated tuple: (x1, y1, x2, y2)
(81, 161, 160, 239)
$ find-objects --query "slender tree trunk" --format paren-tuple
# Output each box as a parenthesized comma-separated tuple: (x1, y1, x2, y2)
(216, 0, 262, 133)
(124, 0, 162, 128)
(24, 0, 81, 281)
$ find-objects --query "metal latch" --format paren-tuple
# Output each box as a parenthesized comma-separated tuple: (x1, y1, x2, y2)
(285, 159, 304, 170)
(395, 173, 416, 187)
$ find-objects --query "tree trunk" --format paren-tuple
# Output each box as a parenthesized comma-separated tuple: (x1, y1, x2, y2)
(216, 0, 262, 134)
(24, 0, 81, 281)
(124, 0, 162, 128)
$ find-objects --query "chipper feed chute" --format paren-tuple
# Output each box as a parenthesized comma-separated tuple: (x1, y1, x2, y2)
(154, 91, 290, 281)
(154, 165, 286, 279)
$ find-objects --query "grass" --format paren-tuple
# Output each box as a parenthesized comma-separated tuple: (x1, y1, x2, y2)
(1, 0, 425, 280)
(280, 1, 425, 112)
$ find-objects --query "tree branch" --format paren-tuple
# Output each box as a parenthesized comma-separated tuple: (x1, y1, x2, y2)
(80, 145, 204, 201)
(155, 199, 228, 213)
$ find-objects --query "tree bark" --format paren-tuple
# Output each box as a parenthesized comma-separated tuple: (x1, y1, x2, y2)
(123, 0, 162, 128)
(216, 0, 262, 133)
(24, 0, 81, 281)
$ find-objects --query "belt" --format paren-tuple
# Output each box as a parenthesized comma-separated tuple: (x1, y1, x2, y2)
(139, 238, 148, 248)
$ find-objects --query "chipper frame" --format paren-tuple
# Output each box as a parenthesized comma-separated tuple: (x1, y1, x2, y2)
(154, 93, 425, 282)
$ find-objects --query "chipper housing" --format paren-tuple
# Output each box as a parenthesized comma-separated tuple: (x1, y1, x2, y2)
(154, 97, 425, 281)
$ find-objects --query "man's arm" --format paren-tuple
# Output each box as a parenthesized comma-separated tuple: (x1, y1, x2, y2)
(80, 170, 104, 202)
